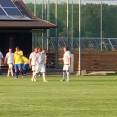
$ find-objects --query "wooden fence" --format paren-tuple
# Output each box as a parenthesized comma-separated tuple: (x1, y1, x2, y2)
(74, 51, 117, 71)
(39, 51, 117, 71)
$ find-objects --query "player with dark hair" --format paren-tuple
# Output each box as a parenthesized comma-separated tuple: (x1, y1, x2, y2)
(4, 48, 14, 77)
(37, 47, 42, 76)
(14, 46, 23, 78)
(29, 47, 38, 81)
(59, 46, 71, 82)
(21, 56, 29, 78)
(39, 49, 48, 82)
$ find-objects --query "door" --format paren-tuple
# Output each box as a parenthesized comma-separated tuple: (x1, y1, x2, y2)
(5, 34, 17, 53)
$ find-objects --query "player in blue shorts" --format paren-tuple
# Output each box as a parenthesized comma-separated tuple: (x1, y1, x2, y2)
(14, 46, 23, 78)
(21, 56, 29, 78)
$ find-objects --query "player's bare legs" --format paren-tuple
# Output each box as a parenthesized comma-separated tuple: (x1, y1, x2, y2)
(66, 70, 70, 81)
(10, 68, 14, 77)
(32, 70, 37, 81)
(59, 47, 71, 82)
(15, 68, 18, 78)
(7, 65, 13, 77)
(42, 72, 48, 82)
(61, 70, 66, 81)
(61, 70, 70, 81)
(7, 68, 10, 77)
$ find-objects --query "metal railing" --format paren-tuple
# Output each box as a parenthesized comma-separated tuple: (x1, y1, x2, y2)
(32, 36, 117, 51)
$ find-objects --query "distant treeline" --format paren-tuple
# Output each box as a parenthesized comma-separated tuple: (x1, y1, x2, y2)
(27, 3, 117, 38)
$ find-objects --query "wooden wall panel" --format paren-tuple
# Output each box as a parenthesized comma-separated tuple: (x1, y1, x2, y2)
(74, 51, 117, 71)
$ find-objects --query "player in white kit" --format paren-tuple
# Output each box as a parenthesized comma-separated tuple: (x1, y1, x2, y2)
(29, 47, 38, 81)
(33, 48, 48, 82)
(4, 48, 14, 77)
(38, 49, 48, 82)
(59, 47, 71, 82)
(0, 51, 3, 75)
(37, 48, 42, 76)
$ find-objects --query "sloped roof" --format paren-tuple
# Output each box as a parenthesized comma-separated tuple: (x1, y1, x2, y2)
(0, 0, 57, 29)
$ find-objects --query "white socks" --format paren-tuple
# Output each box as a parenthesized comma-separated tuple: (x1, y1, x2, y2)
(63, 72, 70, 81)
(7, 69, 14, 76)
(11, 70, 13, 76)
(66, 72, 70, 81)
(63, 72, 65, 80)
(32, 71, 36, 78)
(42, 72, 46, 81)
(7, 70, 10, 76)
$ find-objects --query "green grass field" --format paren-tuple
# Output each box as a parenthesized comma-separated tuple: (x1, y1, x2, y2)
(0, 75, 117, 117)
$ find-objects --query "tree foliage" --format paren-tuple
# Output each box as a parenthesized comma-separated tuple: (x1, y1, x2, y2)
(27, 3, 117, 38)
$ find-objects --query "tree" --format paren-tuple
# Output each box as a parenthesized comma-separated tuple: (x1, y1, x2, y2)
(26, 3, 117, 38)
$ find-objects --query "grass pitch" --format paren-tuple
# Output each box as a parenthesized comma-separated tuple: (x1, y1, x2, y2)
(0, 75, 117, 117)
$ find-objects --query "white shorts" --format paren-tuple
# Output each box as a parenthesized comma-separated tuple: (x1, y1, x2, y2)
(39, 64, 46, 73)
(35, 65, 40, 73)
(63, 65, 70, 71)
(32, 64, 46, 73)
(8, 63, 13, 68)
(32, 65, 36, 71)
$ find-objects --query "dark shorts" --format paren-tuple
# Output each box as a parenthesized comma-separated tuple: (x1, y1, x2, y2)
(14, 64, 22, 69)
(23, 64, 29, 69)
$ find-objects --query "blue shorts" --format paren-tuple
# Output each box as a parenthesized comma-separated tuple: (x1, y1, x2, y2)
(14, 64, 22, 69)
(23, 64, 29, 69)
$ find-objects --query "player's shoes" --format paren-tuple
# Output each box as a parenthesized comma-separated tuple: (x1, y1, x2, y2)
(7, 75, 10, 77)
(31, 77, 34, 81)
(34, 78, 36, 81)
(66, 80, 69, 82)
(15, 76, 18, 79)
(43, 80, 48, 82)
(22, 75, 24, 78)
(38, 74, 41, 77)
(60, 79, 65, 82)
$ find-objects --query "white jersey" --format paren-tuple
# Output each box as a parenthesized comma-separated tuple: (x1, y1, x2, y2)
(36, 53, 46, 73)
(40, 54, 46, 64)
(63, 51, 71, 64)
(29, 52, 37, 65)
(0, 52, 3, 66)
(36, 52, 42, 65)
(5, 52, 14, 64)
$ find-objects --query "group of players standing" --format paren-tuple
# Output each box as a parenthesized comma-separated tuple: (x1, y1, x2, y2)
(0, 46, 72, 82)
(29, 47, 47, 82)
(0, 46, 48, 82)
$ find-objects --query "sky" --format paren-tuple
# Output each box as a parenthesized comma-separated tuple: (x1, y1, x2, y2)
(23, 0, 117, 5)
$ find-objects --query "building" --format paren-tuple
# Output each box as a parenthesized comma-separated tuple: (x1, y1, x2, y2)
(0, 0, 56, 56)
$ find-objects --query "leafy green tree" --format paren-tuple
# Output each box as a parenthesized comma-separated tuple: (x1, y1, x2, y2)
(26, 3, 117, 38)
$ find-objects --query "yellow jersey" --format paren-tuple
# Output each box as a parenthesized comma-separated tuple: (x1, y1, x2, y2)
(22, 56, 29, 64)
(14, 50, 23, 64)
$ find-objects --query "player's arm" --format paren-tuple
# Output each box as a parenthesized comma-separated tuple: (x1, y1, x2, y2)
(58, 56, 63, 61)
(1, 53, 4, 66)
(44, 55, 47, 64)
(29, 58, 32, 68)
(59, 58, 63, 61)
(4, 53, 7, 65)
(12, 55, 14, 65)
(4, 56, 7, 65)
(13, 53, 16, 65)
(68, 53, 72, 66)
(68, 57, 71, 66)
(16, 51, 23, 57)
(1, 58, 3, 66)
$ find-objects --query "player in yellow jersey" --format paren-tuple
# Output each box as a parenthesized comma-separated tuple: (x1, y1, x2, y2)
(21, 56, 29, 78)
(14, 46, 23, 78)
